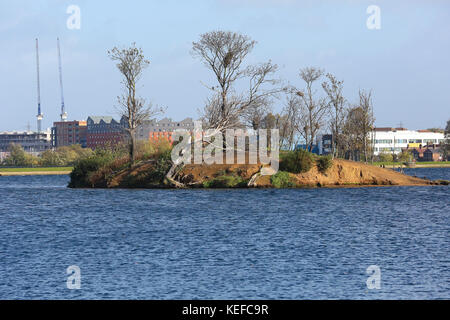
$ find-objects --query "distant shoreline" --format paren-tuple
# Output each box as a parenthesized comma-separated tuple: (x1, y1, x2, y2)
(376, 163, 450, 169)
(0, 171, 71, 176)
(0, 167, 72, 176)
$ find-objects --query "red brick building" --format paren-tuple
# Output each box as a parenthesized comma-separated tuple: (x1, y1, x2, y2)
(51, 120, 87, 148)
(86, 116, 128, 149)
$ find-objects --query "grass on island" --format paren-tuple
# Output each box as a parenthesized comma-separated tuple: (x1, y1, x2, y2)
(0, 167, 73, 172)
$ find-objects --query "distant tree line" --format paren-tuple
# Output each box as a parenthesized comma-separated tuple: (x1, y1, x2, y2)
(1, 144, 92, 167)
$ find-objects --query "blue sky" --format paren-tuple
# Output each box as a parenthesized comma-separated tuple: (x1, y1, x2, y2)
(1, 0, 449, 131)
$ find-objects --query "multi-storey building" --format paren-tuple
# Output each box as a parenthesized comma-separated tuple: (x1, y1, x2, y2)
(371, 128, 444, 155)
(0, 130, 52, 155)
(86, 116, 128, 149)
(137, 117, 195, 141)
(317, 128, 445, 157)
(318, 134, 333, 155)
(51, 120, 87, 148)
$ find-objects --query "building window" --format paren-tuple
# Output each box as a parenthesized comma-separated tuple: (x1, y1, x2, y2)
(375, 139, 393, 144)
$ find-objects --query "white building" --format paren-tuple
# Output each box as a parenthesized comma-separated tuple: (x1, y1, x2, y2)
(371, 128, 445, 155)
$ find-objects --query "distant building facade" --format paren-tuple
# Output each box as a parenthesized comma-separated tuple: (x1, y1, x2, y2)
(317, 128, 445, 156)
(410, 146, 442, 162)
(137, 117, 195, 141)
(423, 147, 441, 161)
(51, 120, 87, 148)
(371, 128, 444, 155)
(318, 134, 333, 155)
(0, 130, 52, 155)
(86, 116, 128, 149)
(149, 131, 174, 144)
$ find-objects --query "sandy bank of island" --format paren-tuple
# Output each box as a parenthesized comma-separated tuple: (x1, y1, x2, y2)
(180, 159, 444, 188)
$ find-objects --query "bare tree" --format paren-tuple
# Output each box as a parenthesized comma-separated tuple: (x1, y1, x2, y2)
(357, 89, 375, 162)
(295, 67, 328, 152)
(342, 90, 375, 162)
(242, 96, 272, 130)
(342, 106, 364, 161)
(280, 92, 301, 150)
(258, 112, 292, 150)
(322, 73, 347, 158)
(192, 31, 281, 134)
(260, 112, 278, 130)
(108, 43, 163, 163)
(200, 94, 243, 130)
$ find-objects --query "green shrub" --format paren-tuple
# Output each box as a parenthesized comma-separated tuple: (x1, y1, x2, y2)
(68, 148, 120, 188)
(68, 156, 110, 188)
(68, 144, 174, 188)
(270, 171, 295, 188)
(398, 150, 412, 163)
(146, 149, 173, 185)
(378, 152, 394, 163)
(203, 175, 246, 188)
(280, 149, 314, 173)
(316, 155, 333, 174)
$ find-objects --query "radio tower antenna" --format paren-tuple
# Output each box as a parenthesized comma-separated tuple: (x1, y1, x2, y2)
(57, 37, 67, 121)
(35, 38, 43, 133)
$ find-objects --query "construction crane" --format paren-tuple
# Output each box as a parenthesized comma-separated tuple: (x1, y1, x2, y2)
(35, 38, 43, 133)
(57, 37, 67, 121)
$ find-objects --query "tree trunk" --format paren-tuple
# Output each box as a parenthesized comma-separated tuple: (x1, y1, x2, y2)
(129, 129, 136, 165)
(221, 90, 227, 150)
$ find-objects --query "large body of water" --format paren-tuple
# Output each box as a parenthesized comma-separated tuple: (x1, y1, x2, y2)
(0, 168, 449, 299)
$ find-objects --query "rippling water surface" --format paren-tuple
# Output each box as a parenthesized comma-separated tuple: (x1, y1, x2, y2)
(0, 168, 449, 299)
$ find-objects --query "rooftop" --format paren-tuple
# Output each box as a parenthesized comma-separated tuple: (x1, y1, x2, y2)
(374, 127, 443, 134)
(0, 129, 51, 135)
(87, 116, 116, 124)
(374, 127, 408, 132)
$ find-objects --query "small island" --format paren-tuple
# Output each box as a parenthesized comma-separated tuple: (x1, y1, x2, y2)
(68, 145, 448, 189)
